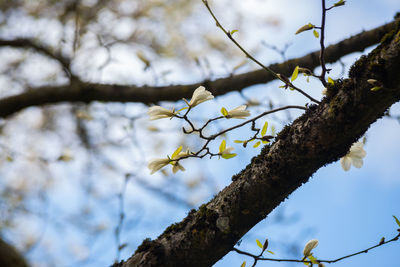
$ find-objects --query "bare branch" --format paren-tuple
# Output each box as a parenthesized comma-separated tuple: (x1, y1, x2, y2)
(0, 20, 396, 118)
(0, 38, 72, 77)
(233, 232, 400, 265)
(201, 0, 320, 104)
(116, 21, 400, 266)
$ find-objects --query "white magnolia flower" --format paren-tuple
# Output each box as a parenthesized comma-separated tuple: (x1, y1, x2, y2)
(172, 162, 185, 173)
(225, 105, 251, 119)
(148, 106, 176, 120)
(187, 86, 214, 107)
(340, 141, 366, 171)
(175, 150, 190, 159)
(220, 146, 234, 155)
(148, 158, 170, 174)
(169, 146, 191, 174)
(303, 239, 319, 257)
(246, 98, 260, 106)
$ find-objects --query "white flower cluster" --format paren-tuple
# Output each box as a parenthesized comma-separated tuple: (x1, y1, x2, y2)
(303, 239, 318, 257)
(302, 239, 325, 266)
(147, 86, 214, 121)
(340, 141, 366, 171)
(147, 146, 190, 175)
(185, 86, 214, 108)
(146, 86, 251, 174)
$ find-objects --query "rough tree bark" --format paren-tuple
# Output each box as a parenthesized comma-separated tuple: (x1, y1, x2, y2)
(0, 13, 399, 267)
(115, 18, 400, 267)
(0, 237, 29, 267)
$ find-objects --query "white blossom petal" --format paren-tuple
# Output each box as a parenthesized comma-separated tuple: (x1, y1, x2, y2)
(303, 239, 319, 257)
(220, 146, 236, 159)
(340, 156, 352, 171)
(148, 106, 176, 120)
(350, 143, 366, 158)
(172, 162, 185, 173)
(246, 98, 260, 106)
(177, 150, 190, 159)
(226, 105, 251, 119)
(148, 158, 170, 174)
(221, 146, 234, 155)
(351, 157, 363, 168)
(188, 86, 214, 107)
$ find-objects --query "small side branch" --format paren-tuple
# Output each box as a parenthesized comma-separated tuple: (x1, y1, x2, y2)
(201, 0, 320, 104)
(318, 0, 328, 86)
(0, 38, 72, 78)
(0, 19, 396, 118)
(233, 232, 400, 266)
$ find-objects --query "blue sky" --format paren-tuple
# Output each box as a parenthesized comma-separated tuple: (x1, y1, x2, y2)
(158, 1, 400, 266)
(209, 1, 400, 266)
(3, 1, 399, 266)
(79, 1, 400, 266)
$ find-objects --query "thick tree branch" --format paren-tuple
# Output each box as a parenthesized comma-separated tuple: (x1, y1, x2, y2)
(0, 20, 397, 118)
(116, 20, 400, 266)
(0, 237, 29, 267)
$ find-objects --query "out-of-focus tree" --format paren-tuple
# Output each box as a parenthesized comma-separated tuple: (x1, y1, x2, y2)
(0, 0, 399, 266)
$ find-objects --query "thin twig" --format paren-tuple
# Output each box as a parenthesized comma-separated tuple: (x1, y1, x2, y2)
(208, 105, 306, 140)
(171, 105, 306, 163)
(114, 174, 130, 263)
(0, 38, 73, 78)
(201, 0, 320, 104)
(233, 232, 400, 265)
(319, 0, 328, 86)
(322, 233, 400, 263)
